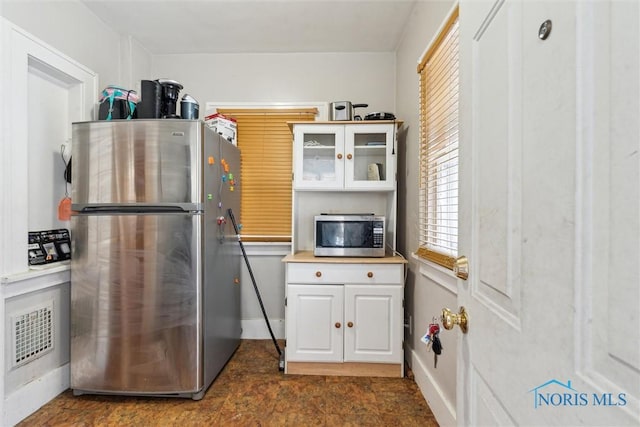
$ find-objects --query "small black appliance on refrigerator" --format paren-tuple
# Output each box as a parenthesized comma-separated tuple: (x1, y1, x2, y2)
(137, 79, 187, 119)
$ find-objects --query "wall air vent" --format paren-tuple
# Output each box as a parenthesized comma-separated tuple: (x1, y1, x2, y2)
(12, 301, 54, 368)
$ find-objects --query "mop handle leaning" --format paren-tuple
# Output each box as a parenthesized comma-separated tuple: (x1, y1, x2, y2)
(227, 208, 282, 356)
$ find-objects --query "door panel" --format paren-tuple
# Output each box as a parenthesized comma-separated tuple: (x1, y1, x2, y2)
(459, 0, 639, 425)
(286, 284, 343, 362)
(293, 124, 345, 190)
(472, 369, 517, 425)
(344, 285, 402, 363)
(344, 124, 395, 190)
(576, 0, 640, 406)
(472, 0, 523, 325)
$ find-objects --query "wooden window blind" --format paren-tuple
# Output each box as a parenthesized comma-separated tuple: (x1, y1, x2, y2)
(216, 108, 317, 242)
(415, 7, 459, 270)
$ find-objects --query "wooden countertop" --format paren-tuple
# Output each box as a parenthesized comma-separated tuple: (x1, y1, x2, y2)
(282, 251, 407, 264)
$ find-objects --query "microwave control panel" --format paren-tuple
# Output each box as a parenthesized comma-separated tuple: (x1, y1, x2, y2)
(373, 224, 384, 248)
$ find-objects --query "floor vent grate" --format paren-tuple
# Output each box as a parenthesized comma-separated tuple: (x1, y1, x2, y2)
(12, 302, 54, 368)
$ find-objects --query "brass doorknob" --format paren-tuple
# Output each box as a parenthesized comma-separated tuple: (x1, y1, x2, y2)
(347, 321, 354, 328)
(335, 322, 341, 328)
(454, 256, 469, 280)
(347, 153, 353, 160)
(442, 306, 469, 333)
(337, 153, 343, 159)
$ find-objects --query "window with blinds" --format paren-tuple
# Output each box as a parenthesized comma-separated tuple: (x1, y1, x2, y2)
(216, 108, 317, 242)
(415, 7, 459, 270)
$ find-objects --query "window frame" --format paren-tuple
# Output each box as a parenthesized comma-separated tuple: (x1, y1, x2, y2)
(415, 6, 460, 270)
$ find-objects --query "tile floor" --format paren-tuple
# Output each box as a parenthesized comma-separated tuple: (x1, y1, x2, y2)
(18, 340, 439, 426)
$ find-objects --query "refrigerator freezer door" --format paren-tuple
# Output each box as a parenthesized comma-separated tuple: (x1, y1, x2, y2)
(72, 120, 203, 207)
(70, 212, 202, 395)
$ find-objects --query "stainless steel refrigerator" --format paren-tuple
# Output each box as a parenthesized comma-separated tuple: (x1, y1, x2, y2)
(70, 120, 241, 400)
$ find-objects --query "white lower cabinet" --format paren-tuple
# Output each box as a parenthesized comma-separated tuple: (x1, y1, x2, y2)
(344, 284, 402, 363)
(286, 284, 344, 362)
(284, 261, 404, 375)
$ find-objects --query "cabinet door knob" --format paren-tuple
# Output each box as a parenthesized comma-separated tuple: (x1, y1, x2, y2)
(335, 322, 341, 328)
(315, 271, 322, 277)
(337, 153, 343, 160)
(347, 321, 354, 328)
(367, 271, 373, 278)
(347, 153, 353, 160)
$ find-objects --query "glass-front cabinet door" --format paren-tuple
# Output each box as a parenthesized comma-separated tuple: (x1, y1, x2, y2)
(344, 124, 395, 190)
(293, 123, 396, 191)
(293, 125, 345, 190)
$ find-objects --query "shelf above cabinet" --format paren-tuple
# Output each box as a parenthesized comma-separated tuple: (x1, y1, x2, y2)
(283, 251, 407, 264)
(354, 145, 386, 150)
(288, 120, 404, 132)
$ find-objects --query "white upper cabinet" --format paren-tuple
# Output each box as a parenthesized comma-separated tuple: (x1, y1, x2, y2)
(293, 122, 397, 191)
(293, 124, 345, 190)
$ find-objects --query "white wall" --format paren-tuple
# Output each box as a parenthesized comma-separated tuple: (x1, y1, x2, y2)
(394, 1, 458, 425)
(152, 52, 396, 116)
(1, 0, 153, 92)
(1, 0, 120, 90)
(238, 246, 288, 339)
(120, 35, 153, 94)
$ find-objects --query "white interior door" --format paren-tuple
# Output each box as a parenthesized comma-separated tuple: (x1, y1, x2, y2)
(456, 0, 639, 425)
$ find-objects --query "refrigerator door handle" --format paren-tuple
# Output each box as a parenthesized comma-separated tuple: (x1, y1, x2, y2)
(73, 203, 203, 214)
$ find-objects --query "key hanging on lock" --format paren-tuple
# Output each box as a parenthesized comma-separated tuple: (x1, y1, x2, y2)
(432, 332, 443, 368)
(429, 323, 440, 337)
(421, 329, 432, 351)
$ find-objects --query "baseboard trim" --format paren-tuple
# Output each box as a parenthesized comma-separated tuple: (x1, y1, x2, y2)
(410, 348, 456, 427)
(4, 363, 69, 426)
(287, 361, 402, 377)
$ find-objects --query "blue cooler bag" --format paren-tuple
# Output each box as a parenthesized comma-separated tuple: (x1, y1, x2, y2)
(98, 85, 139, 120)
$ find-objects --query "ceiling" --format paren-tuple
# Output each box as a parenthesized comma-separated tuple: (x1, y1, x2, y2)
(80, 0, 418, 54)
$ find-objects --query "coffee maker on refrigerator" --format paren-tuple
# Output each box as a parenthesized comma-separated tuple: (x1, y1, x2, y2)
(138, 79, 184, 119)
(138, 79, 199, 120)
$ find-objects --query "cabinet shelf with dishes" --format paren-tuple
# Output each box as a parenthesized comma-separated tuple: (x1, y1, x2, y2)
(355, 145, 387, 149)
(283, 121, 406, 378)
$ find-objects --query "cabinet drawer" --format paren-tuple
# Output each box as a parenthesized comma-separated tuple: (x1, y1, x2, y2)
(287, 263, 403, 285)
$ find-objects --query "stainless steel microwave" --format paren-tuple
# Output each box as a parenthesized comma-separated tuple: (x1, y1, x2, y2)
(314, 214, 385, 257)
